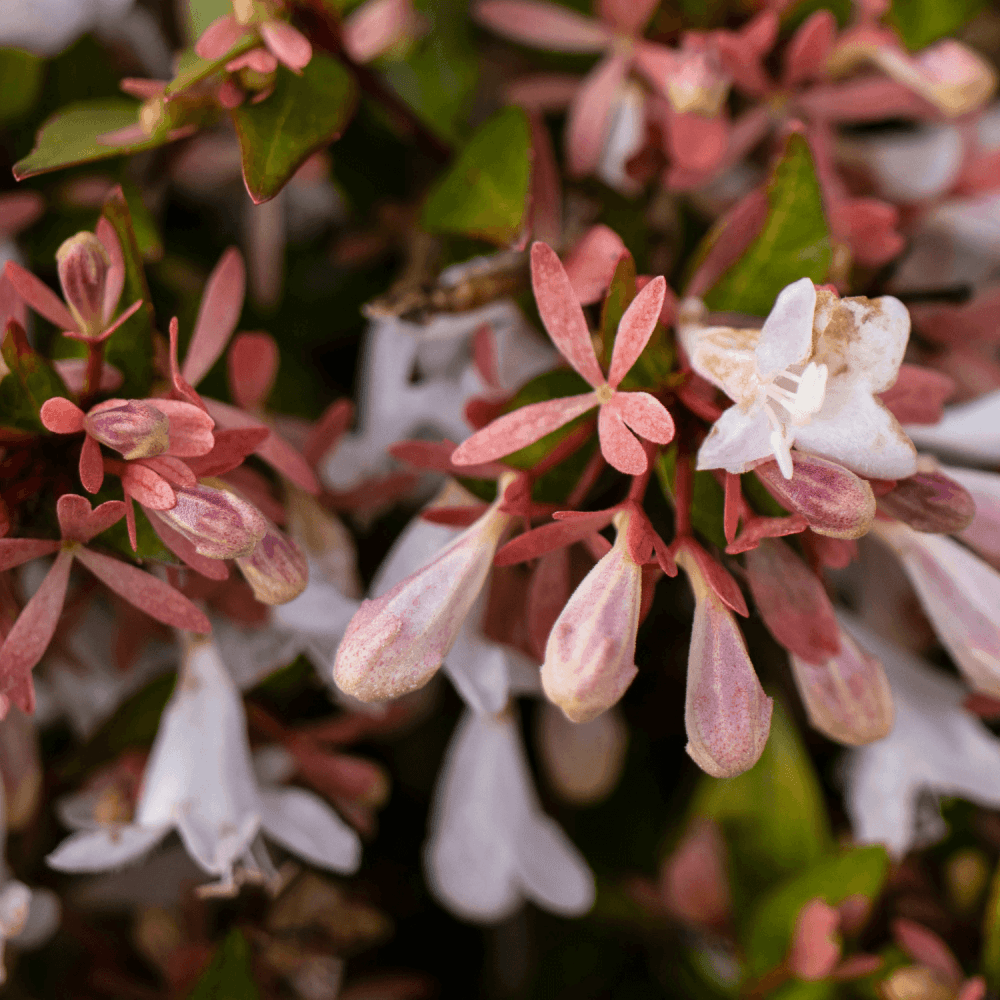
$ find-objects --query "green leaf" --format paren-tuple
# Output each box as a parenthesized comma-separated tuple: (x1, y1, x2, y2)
(744, 845, 890, 977)
(422, 107, 531, 245)
(101, 187, 156, 398)
(1, 321, 69, 425)
(13, 99, 174, 180)
(0, 49, 44, 124)
(692, 699, 832, 904)
(982, 860, 1000, 989)
(705, 134, 830, 316)
(181, 0, 240, 42)
(231, 54, 358, 204)
(600, 253, 636, 370)
(188, 929, 260, 1000)
(120, 181, 163, 261)
(654, 450, 727, 551)
(889, 0, 987, 50)
(164, 34, 258, 97)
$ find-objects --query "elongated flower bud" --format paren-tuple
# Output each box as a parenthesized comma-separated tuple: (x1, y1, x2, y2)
(541, 511, 642, 723)
(235, 523, 309, 605)
(84, 399, 170, 461)
(790, 629, 894, 746)
(156, 479, 267, 560)
(678, 548, 772, 778)
(660, 818, 731, 929)
(56, 232, 110, 337)
(333, 492, 512, 702)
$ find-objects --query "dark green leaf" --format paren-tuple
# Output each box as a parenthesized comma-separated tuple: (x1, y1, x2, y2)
(101, 186, 156, 397)
(184, 0, 235, 38)
(705, 134, 830, 316)
(13, 99, 174, 180)
(0, 49, 44, 124)
(422, 107, 531, 245)
(188, 929, 260, 1000)
(1, 320, 69, 425)
(982, 860, 1000, 989)
(889, 0, 987, 50)
(120, 181, 163, 261)
(231, 54, 358, 204)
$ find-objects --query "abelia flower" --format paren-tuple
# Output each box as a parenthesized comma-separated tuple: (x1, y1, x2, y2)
(453, 243, 674, 475)
(333, 477, 515, 702)
(195, 0, 312, 78)
(234, 520, 308, 605)
(541, 510, 642, 723)
(46, 637, 361, 895)
(423, 707, 595, 923)
(679, 277, 917, 480)
(0, 495, 210, 715)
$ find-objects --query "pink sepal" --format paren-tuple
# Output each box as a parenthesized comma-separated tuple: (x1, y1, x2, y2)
(3, 261, 75, 330)
(959, 978, 988, 1000)
(566, 54, 628, 178)
(260, 20, 313, 73)
(673, 537, 747, 616)
(226, 47, 278, 74)
(302, 398, 353, 467)
(607, 277, 666, 388)
(474, 0, 611, 52)
(605, 392, 674, 444)
(0, 191, 44, 239)
(185, 427, 270, 478)
(40, 397, 85, 433)
(56, 494, 126, 543)
(0, 539, 61, 571)
(598, 403, 646, 474)
(726, 513, 809, 554)
(506, 73, 580, 111)
(228, 331, 278, 410)
(495, 509, 615, 566)
(137, 455, 197, 488)
(120, 463, 176, 510)
(660, 818, 731, 929)
(563, 225, 628, 306)
(388, 439, 506, 481)
(891, 919, 963, 982)
(783, 10, 836, 87)
(96, 215, 125, 325)
(150, 398, 216, 457)
(52, 359, 122, 395)
(75, 547, 211, 633)
(78, 433, 105, 493)
(420, 506, 490, 528)
(168, 317, 207, 410)
(878, 364, 954, 424)
(182, 247, 246, 388)
(526, 548, 571, 659)
(195, 14, 245, 60)
(832, 954, 884, 980)
(666, 110, 728, 174)
(527, 113, 562, 248)
(119, 78, 166, 100)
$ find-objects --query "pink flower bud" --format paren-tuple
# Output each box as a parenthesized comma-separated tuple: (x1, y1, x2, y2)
(877, 472, 976, 535)
(333, 497, 512, 702)
(678, 548, 772, 778)
(790, 628, 894, 746)
(235, 524, 308, 605)
(155, 479, 267, 560)
(56, 232, 110, 337)
(540, 511, 642, 723)
(788, 898, 842, 981)
(660, 818, 731, 929)
(84, 399, 170, 460)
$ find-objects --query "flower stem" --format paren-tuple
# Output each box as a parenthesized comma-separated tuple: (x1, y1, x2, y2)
(81, 340, 105, 410)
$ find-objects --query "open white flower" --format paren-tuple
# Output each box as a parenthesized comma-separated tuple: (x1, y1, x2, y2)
(47, 637, 362, 896)
(679, 277, 917, 479)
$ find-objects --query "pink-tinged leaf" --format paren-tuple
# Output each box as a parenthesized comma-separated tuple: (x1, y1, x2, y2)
(0, 665, 35, 718)
(149, 398, 215, 457)
(745, 538, 840, 663)
(96, 216, 125, 324)
(531, 242, 605, 386)
(0, 549, 73, 679)
(878, 364, 954, 424)
(596, 0, 658, 34)
(607, 277, 666, 388)
(598, 404, 646, 474)
(783, 10, 837, 87)
(182, 247, 246, 387)
(667, 111, 728, 173)
(891, 919, 962, 981)
(185, 427, 270, 478)
(121, 463, 176, 510)
(228, 331, 278, 410)
(563, 225, 628, 306)
(566, 54, 628, 179)
(303, 398, 353, 468)
(146, 511, 230, 580)
(607, 391, 675, 445)
(56, 495, 126, 543)
(475, 0, 611, 51)
(3, 261, 75, 330)
(40, 397, 84, 434)
(788, 899, 841, 981)
(0, 539, 60, 572)
(79, 434, 105, 494)
(195, 14, 244, 59)
(75, 547, 211, 633)
(451, 393, 597, 466)
(420, 506, 490, 527)
(877, 472, 976, 534)
(495, 510, 615, 565)
(661, 818, 732, 929)
(527, 113, 562, 247)
(260, 20, 313, 73)
(137, 455, 197, 488)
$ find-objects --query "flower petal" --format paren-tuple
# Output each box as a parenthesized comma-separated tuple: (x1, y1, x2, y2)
(755, 277, 817, 377)
(259, 786, 361, 872)
(475, 0, 611, 51)
(595, 0, 658, 34)
(79, 433, 104, 494)
(148, 399, 215, 457)
(608, 391, 675, 445)
(597, 403, 647, 474)
(0, 539, 60, 572)
(56, 494, 125, 542)
(181, 247, 246, 388)
(195, 14, 245, 60)
(607, 277, 666, 388)
(3, 261, 75, 330)
(46, 824, 171, 872)
(566, 54, 628, 179)
(562, 225, 628, 306)
(697, 405, 773, 474)
(260, 20, 313, 73)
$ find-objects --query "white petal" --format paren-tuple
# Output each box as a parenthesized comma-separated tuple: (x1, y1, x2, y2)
(756, 277, 816, 377)
(46, 824, 170, 872)
(0, 882, 30, 938)
(11, 887, 59, 949)
(259, 787, 362, 873)
(175, 809, 260, 879)
(696, 406, 773, 474)
(906, 390, 1000, 464)
(516, 817, 595, 916)
(272, 573, 360, 638)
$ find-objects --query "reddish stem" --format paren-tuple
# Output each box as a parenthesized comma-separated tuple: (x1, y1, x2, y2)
(673, 452, 694, 537)
(81, 339, 105, 410)
(724, 472, 741, 545)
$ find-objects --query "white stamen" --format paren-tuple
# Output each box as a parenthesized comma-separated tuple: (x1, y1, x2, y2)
(769, 428, 794, 479)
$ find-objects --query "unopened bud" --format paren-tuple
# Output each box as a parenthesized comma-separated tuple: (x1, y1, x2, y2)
(541, 511, 642, 723)
(661, 818, 731, 929)
(84, 399, 170, 460)
(877, 472, 976, 534)
(788, 899, 841, 981)
(56, 232, 110, 337)
(899, 40, 996, 116)
(678, 547, 772, 778)
(665, 50, 730, 116)
(236, 524, 308, 605)
(157, 478, 267, 560)
(139, 96, 169, 138)
(790, 628, 894, 746)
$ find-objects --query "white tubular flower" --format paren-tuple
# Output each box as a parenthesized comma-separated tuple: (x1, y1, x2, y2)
(47, 638, 361, 895)
(907, 390, 1000, 465)
(840, 615, 1000, 858)
(872, 520, 1000, 698)
(423, 708, 595, 923)
(679, 277, 917, 480)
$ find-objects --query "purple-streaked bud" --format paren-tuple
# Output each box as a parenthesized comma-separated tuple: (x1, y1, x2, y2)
(541, 511, 642, 723)
(877, 472, 976, 534)
(155, 478, 267, 560)
(755, 453, 875, 539)
(235, 524, 308, 605)
(56, 232, 110, 337)
(333, 494, 512, 702)
(678, 548, 772, 778)
(790, 628, 894, 746)
(84, 399, 170, 460)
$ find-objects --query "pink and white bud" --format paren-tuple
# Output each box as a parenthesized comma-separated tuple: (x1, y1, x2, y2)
(540, 511, 643, 724)
(56, 232, 110, 337)
(885, 39, 997, 117)
(333, 493, 513, 702)
(790, 628, 894, 746)
(83, 399, 170, 461)
(678, 548, 772, 778)
(235, 523, 309, 605)
(154, 478, 267, 560)
(877, 471, 976, 535)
